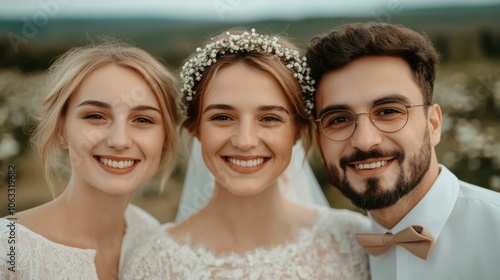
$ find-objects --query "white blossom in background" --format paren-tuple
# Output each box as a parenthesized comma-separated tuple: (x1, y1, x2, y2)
(0, 133, 20, 160)
(0, 69, 45, 160)
(434, 72, 479, 114)
(454, 119, 485, 156)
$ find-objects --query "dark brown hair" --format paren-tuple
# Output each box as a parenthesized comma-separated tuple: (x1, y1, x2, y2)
(306, 22, 440, 116)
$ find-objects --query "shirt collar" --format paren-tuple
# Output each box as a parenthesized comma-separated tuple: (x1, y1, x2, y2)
(368, 165, 459, 241)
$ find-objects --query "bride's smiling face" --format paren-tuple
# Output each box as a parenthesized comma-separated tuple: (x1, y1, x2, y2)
(198, 63, 298, 196)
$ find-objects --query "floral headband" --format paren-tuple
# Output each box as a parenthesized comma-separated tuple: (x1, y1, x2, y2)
(179, 29, 315, 115)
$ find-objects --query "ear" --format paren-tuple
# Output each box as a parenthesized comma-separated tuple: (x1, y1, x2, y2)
(58, 126, 69, 150)
(193, 128, 201, 141)
(293, 127, 302, 144)
(59, 135, 68, 149)
(314, 128, 323, 156)
(427, 104, 442, 146)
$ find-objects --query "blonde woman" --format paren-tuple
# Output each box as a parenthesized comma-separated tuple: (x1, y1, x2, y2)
(0, 40, 178, 279)
(125, 29, 369, 280)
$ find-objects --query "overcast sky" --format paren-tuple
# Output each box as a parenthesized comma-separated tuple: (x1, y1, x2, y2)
(1, 0, 499, 21)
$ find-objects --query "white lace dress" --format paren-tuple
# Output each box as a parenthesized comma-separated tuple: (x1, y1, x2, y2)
(123, 206, 370, 280)
(0, 204, 160, 280)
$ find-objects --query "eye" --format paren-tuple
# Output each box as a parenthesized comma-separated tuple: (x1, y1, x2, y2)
(322, 111, 355, 128)
(377, 108, 402, 116)
(135, 117, 154, 124)
(261, 115, 282, 123)
(372, 102, 407, 119)
(83, 113, 104, 120)
(209, 113, 233, 121)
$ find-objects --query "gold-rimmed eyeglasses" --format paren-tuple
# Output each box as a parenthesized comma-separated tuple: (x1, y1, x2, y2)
(315, 100, 429, 142)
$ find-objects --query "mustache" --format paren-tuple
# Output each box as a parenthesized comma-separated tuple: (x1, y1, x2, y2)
(339, 149, 404, 170)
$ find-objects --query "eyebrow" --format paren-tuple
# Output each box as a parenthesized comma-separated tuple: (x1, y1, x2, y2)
(203, 104, 290, 115)
(131, 105, 161, 114)
(78, 100, 111, 109)
(318, 104, 351, 118)
(77, 100, 161, 113)
(257, 105, 290, 115)
(372, 94, 411, 105)
(203, 104, 233, 114)
(318, 94, 412, 117)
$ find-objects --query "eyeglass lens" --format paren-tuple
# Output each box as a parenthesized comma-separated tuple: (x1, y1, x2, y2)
(319, 101, 410, 141)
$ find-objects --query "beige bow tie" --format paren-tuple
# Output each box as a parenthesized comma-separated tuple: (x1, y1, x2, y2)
(355, 225, 434, 260)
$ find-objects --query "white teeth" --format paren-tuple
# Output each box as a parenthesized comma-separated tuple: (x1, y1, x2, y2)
(98, 157, 135, 169)
(355, 160, 387, 170)
(227, 157, 265, 167)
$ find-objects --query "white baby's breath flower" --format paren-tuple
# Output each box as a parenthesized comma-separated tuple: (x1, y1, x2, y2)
(180, 29, 315, 115)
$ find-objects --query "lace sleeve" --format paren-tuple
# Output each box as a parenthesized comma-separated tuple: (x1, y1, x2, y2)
(0, 219, 17, 280)
(326, 209, 371, 280)
(121, 230, 172, 280)
(119, 205, 161, 278)
(0, 219, 98, 280)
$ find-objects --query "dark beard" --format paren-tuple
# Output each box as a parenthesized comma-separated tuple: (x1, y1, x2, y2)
(325, 130, 432, 210)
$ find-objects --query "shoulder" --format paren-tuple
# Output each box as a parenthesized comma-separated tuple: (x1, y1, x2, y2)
(309, 206, 370, 249)
(120, 204, 162, 268)
(312, 207, 370, 253)
(439, 165, 500, 208)
(0, 218, 44, 247)
(125, 204, 160, 232)
(121, 223, 178, 279)
(455, 181, 500, 215)
(0, 218, 24, 255)
(305, 207, 370, 278)
(134, 222, 196, 261)
(0, 218, 97, 279)
(458, 180, 500, 201)
(0, 218, 12, 231)
(457, 180, 500, 208)
(315, 206, 370, 232)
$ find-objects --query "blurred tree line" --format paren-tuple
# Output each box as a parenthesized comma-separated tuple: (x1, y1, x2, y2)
(1, 4, 500, 71)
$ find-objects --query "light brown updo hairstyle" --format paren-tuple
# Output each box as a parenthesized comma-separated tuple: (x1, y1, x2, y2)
(181, 28, 314, 153)
(32, 38, 179, 195)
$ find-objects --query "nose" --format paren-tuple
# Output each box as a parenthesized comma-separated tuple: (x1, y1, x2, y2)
(349, 113, 383, 151)
(231, 119, 259, 150)
(106, 120, 132, 150)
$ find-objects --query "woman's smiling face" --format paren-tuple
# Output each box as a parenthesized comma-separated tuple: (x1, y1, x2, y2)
(198, 63, 298, 196)
(62, 64, 166, 195)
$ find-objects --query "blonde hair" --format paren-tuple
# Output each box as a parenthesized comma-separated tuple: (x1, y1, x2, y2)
(32, 38, 179, 196)
(182, 29, 313, 152)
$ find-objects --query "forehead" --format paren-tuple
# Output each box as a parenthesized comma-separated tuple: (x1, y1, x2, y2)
(203, 63, 289, 109)
(72, 64, 159, 108)
(315, 56, 423, 111)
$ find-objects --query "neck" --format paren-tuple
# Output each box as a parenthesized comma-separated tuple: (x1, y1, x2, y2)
(51, 175, 131, 246)
(177, 181, 314, 253)
(212, 184, 288, 224)
(369, 161, 440, 229)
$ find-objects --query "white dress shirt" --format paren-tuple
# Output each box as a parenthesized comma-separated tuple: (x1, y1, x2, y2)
(367, 165, 500, 280)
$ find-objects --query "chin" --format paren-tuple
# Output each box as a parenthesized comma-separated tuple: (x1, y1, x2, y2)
(223, 183, 269, 197)
(95, 179, 141, 196)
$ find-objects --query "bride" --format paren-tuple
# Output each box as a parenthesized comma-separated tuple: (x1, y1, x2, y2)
(124, 28, 369, 280)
